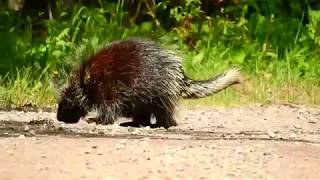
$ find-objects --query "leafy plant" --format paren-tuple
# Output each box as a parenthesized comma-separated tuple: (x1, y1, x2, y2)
(1, 0, 320, 107)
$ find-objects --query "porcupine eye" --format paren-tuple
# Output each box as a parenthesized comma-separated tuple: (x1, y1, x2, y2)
(57, 99, 85, 123)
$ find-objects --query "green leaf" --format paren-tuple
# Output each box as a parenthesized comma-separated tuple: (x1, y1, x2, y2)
(52, 50, 63, 58)
(231, 50, 246, 64)
(308, 8, 320, 30)
(72, 6, 87, 26)
(140, 22, 153, 32)
(57, 28, 70, 39)
(201, 22, 210, 33)
(192, 51, 204, 65)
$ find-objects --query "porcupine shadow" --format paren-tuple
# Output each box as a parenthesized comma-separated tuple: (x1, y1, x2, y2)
(56, 38, 241, 129)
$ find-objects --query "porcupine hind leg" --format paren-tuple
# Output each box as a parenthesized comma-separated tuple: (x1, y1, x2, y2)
(120, 101, 152, 127)
(152, 96, 177, 129)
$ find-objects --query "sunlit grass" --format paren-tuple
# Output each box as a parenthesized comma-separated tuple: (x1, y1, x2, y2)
(0, 67, 56, 108)
(182, 78, 320, 107)
(1, 65, 319, 109)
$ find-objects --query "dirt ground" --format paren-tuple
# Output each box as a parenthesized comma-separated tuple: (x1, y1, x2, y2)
(0, 104, 320, 180)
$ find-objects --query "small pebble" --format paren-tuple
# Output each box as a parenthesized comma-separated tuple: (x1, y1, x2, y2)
(18, 134, 25, 139)
(84, 149, 91, 154)
(205, 144, 218, 149)
(24, 125, 30, 131)
(267, 131, 276, 138)
(36, 163, 43, 170)
(8, 150, 14, 155)
(115, 144, 125, 150)
(29, 130, 36, 135)
(289, 133, 297, 139)
(176, 166, 185, 172)
(60, 168, 69, 173)
(98, 131, 105, 135)
(235, 146, 243, 154)
(263, 152, 271, 156)
(294, 125, 302, 129)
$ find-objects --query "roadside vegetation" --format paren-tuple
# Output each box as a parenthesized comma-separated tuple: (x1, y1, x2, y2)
(1, 0, 320, 108)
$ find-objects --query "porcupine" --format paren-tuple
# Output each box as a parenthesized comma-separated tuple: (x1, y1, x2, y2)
(56, 38, 241, 128)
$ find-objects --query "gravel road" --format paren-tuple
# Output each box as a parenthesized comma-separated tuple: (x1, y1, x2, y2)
(0, 104, 319, 180)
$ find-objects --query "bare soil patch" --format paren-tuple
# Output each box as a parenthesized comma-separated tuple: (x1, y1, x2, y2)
(0, 104, 319, 179)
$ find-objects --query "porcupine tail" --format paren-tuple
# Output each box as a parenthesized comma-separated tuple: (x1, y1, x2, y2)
(181, 68, 241, 99)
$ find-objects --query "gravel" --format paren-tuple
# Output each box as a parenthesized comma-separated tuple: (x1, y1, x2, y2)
(0, 104, 319, 179)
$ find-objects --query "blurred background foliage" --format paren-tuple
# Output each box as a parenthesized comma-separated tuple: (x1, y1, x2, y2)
(0, 0, 320, 107)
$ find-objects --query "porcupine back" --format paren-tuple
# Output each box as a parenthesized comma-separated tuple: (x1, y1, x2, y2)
(78, 39, 185, 124)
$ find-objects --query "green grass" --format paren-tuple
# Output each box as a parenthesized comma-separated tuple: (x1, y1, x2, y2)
(182, 74, 320, 108)
(0, 67, 56, 108)
(1, 50, 320, 108)
(2, 70, 319, 109)
(1, 1, 320, 108)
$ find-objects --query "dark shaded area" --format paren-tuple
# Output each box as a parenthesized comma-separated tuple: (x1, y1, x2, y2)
(1, 119, 320, 145)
